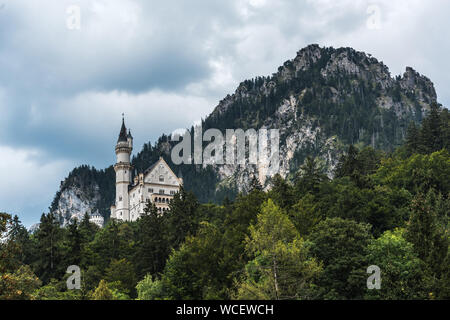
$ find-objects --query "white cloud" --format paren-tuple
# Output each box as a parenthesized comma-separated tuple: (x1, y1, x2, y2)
(0, 145, 73, 227)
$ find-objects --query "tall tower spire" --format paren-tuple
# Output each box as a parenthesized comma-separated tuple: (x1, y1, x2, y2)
(111, 116, 133, 221)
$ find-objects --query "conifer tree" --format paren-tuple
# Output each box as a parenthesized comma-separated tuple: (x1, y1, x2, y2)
(134, 201, 169, 278)
(66, 218, 82, 267)
(405, 191, 448, 285)
(167, 187, 199, 249)
(34, 213, 64, 284)
(91, 280, 113, 300)
(295, 156, 328, 195)
(269, 174, 294, 209)
(419, 103, 442, 154)
(405, 121, 420, 155)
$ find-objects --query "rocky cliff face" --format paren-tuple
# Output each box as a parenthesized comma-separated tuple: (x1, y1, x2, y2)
(48, 44, 439, 225)
(53, 185, 100, 227)
(50, 165, 114, 226)
(205, 45, 437, 191)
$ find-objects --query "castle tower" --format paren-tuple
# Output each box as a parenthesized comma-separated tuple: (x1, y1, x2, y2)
(112, 116, 133, 221)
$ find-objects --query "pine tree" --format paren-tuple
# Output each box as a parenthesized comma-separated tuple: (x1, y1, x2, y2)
(66, 218, 82, 266)
(91, 279, 114, 300)
(334, 145, 359, 178)
(295, 156, 328, 195)
(405, 121, 420, 155)
(134, 201, 169, 278)
(269, 174, 294, 209)
(6, 215, 33, 267)
(34, 213, 64, 284)
(419, 103, 442, 154)
(406, 191, 448, 278)
(166, 186, 200, 249)
(249, 175, 263, 192)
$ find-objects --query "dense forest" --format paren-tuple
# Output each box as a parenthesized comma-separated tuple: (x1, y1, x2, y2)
(1, 105, 449, 300)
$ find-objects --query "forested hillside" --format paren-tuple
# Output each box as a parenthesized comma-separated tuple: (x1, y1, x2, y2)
(1, 106, 448, 300)
(48, 45, 438, 225)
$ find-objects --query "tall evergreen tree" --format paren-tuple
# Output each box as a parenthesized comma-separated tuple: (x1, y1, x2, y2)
(405, 190, 449, 299)
(166, 187, 200, 249)
(34, 213, 65, 284)
(419, 103, 442, 154)
(134, 201, 169, 278)
(405, 121, 420, 155)
(269, 174, 295, 209)
(66, 218, 82, 266)
(295, 156, 328, 195)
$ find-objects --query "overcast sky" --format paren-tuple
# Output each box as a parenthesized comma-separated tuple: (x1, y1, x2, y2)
(0, 0, 449, 227)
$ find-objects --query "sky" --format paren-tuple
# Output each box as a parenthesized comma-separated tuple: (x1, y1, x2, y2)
(0, 0, 449, 227)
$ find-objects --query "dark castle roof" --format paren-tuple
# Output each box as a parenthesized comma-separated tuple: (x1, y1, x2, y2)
(117, 118, 128, 142)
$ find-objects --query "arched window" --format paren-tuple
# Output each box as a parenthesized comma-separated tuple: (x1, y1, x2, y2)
(159, 175, 164, 182)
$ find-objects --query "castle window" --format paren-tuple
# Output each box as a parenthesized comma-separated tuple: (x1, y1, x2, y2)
(159, 175, 164, 182)
(159, 189, 165, 195)
(170, 190, 175, 195)
(119, 196, 122, 202)
(148, 188, 153, 193)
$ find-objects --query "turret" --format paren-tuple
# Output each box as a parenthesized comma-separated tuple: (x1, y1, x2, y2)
(112, 116, 133, 221)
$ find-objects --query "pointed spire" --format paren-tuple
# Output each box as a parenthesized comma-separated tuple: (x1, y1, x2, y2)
(117, 115, 128, 142)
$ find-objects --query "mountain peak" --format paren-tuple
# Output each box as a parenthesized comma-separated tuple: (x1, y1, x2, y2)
(49, 45, 441, 224)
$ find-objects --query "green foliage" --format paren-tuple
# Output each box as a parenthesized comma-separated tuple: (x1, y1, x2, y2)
(268, 174, 295, 209)
(0, 265, 41, 300)
(105, 258, 137, 296)
(134, 201, 169, 279)
(2, 106, 449, 300)
(32, 279, 82, 300)
(309, 218, 373, 299)
(405, 104, 449, 155)
(91, 279, 114, 300)
(156, 222, 229, 300)
(235, 200, 321, 300)
(136, 274, 164, 300)
(33, 213, 66, 284)
(374, 149, 450, 195)
(365, 229, 429, 300)
(405, 190, 449, 299)
(294, 156, 328, 195)
(166, 187, 200, 249)
(289, 194, 323, 237)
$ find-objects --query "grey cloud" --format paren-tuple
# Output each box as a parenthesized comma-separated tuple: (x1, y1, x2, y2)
(0, 0, 449, 225)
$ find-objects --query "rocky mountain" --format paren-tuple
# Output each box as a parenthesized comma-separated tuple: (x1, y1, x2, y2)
(49, 44, 439, 226)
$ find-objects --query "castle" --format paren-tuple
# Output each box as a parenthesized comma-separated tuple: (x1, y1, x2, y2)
(110, 117, 183, 222)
